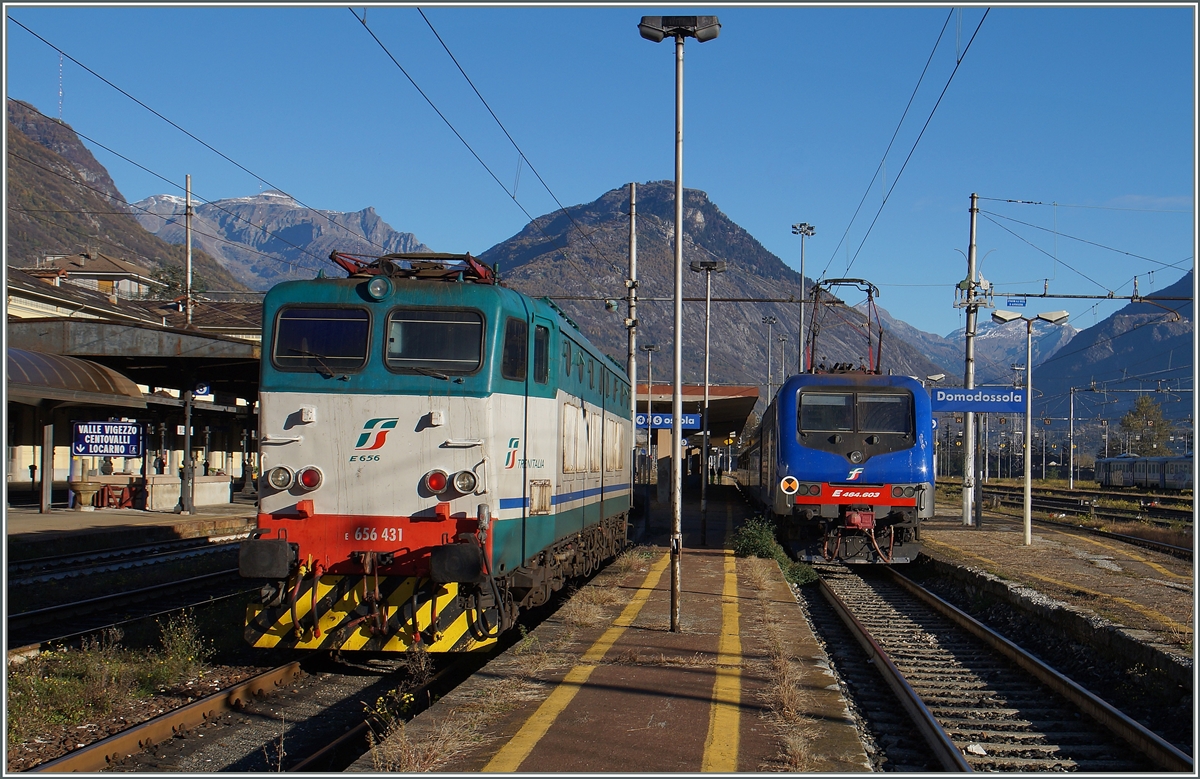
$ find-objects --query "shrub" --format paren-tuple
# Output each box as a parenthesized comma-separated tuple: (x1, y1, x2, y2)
(731, 515, 817, 586)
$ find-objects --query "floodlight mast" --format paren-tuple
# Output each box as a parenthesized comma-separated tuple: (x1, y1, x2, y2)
(639, 14, 720, 634)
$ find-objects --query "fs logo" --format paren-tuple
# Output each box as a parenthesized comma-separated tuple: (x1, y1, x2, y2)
(845, 467, 865, 482)
(355, 418, 399, 450)
(504, 438, 520, 469)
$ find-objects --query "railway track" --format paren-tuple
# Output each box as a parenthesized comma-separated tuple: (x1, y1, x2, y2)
(959, 483, 1193, 526)
(8, 535, 246, 587)
(814, 564, 1192, 772)
(7, 568, 248, 649)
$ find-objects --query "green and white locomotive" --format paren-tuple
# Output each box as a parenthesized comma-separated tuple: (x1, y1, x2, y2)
(240, 253, 632, 652)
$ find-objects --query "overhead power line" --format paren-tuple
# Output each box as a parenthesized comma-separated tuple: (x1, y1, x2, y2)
(417, 8, 622, 275)
(821, 8, 954, 280)
(839, 8, 989, 277)
(978, 196, 1192, 214)
(351, 8, 611, 289)
(8, 18, 389, 254)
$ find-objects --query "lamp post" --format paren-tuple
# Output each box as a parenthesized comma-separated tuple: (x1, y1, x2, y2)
(791, 223, 815, 373)
(690, 260, 726, 547)
(640, 13, 720, 633)
(762, 315, 777, 400)
(991, 309, 1069, 545)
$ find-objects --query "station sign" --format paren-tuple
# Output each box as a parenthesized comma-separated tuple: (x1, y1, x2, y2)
(1006, 298, 1027, 307)
(635, 413, 701, 429)
(73, 421, 144, 456)
(929, 388, 1025, 414)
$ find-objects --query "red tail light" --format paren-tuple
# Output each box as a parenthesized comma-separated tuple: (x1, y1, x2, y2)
(424, 469, 449, 494)
(296, 466, 323, 491)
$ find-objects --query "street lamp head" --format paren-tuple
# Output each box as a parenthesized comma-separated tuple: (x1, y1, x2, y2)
(689, 260, 728, 273)
(927, 373, 946, 383)
(791, 223, 815, 237)
(639, 15, 721, 43)
(1036, 310, 1070, 325)
(762, 315, 777, 325)
(642, 343, 660, 353)
(991, 309, 1022, 324)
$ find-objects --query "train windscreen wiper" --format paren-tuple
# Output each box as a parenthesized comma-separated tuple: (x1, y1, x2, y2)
(410, 366, 450, 381)
(288, 348, 336, 379)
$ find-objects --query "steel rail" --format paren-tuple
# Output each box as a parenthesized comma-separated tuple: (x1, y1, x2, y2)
(30, 662, 303, 773)
(9, 569, 240, 624)
(886, 568, 1193, 772)
(817, 576, 972, 772)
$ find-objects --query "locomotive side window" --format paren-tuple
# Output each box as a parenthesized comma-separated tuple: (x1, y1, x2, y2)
(858, 394, 912, 434)
(273, 307, 369, 372)
(534, 326, 549, 383)
(501, 318, 528, 381)
(800, 393, 853, 431)
(385, 309, 483, 374)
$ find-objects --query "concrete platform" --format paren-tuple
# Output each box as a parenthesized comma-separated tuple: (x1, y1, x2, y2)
(351, 484, 871, 773)
(5, 493, 259, 561)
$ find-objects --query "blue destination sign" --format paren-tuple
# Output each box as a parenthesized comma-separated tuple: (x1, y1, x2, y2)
(73, 422, 144, 456)
(635, 413, 702, 429)
(930, 389, 1025, 413)
(1006, 298, 1027, 307)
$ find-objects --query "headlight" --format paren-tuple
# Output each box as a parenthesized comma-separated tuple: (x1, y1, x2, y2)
(296, 466, 323, 491)
(452, 469, 478, 493)
(366, 275, 392, 300)
(849, 451, 864, 464)
(267, 465, 294, 490)
(424, 469, 449, 494)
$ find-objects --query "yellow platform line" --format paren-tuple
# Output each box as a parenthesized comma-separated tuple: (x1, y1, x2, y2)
(701, 549, 742, 772)
(923, 538, 1192, 635)
(483, 551, 671, 773)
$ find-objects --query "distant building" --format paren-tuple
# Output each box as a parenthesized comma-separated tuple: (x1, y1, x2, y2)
(16, 250, 166, 301)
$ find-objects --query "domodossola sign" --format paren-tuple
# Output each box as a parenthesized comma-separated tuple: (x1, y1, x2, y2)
(929, 388, 1025, 413)
(635, 413, 702, 429)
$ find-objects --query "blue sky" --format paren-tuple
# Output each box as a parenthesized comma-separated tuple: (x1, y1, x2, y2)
(4, 4, 1195, 338)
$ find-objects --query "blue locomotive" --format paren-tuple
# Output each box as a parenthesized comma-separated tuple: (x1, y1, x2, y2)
(239, 252, 633, 652)
(736, 369, 935, 563)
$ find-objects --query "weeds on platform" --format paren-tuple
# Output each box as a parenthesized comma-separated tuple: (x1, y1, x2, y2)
(741, 557, 821, 771)
(6, 610, 213, 749)
(731, 516, 817, 586)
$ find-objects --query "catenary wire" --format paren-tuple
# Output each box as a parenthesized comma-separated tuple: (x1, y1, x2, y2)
(350, 9, 608, 289)
(820, 9, 954, 280)
(840, 8, 990, 278)
(7, 18, 389, 253)
(9, 98, 328, 270)
(978, 196, 1192, 214)
(979, 212, 1112, 293)
(417, 7, 623, 275)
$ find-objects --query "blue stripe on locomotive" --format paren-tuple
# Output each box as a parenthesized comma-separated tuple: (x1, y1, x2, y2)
(773, 373, 934, 486)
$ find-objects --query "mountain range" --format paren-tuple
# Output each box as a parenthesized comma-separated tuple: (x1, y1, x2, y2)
(7, 98, 1192, 420)
(133, 191, 429, 291)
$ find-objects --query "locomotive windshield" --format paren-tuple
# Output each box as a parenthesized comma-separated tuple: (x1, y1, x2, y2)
(799, 390, 913, 435)
(273, 307, 370, 373)
(385, 309, 483, 374)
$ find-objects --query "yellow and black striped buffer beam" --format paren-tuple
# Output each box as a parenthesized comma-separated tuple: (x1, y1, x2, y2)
(245, 574, 498, 652)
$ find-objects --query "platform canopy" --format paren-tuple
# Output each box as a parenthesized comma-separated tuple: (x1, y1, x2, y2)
(7, 347, 147, 409)
(635, 384, 760, 442)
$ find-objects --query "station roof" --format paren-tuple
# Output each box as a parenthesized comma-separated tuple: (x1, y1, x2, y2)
(637, 384, 760, 439)
(7, 347, 147, 408)
(6, 318, 260, 403)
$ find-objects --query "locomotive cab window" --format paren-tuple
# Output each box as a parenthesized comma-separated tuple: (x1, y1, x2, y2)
(385, 309, 483, 374)
(800, 393, 853, 431)
(858, 394, 912, 434)
(273, 307, 370, 373)
(502, 318, 529, 381)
